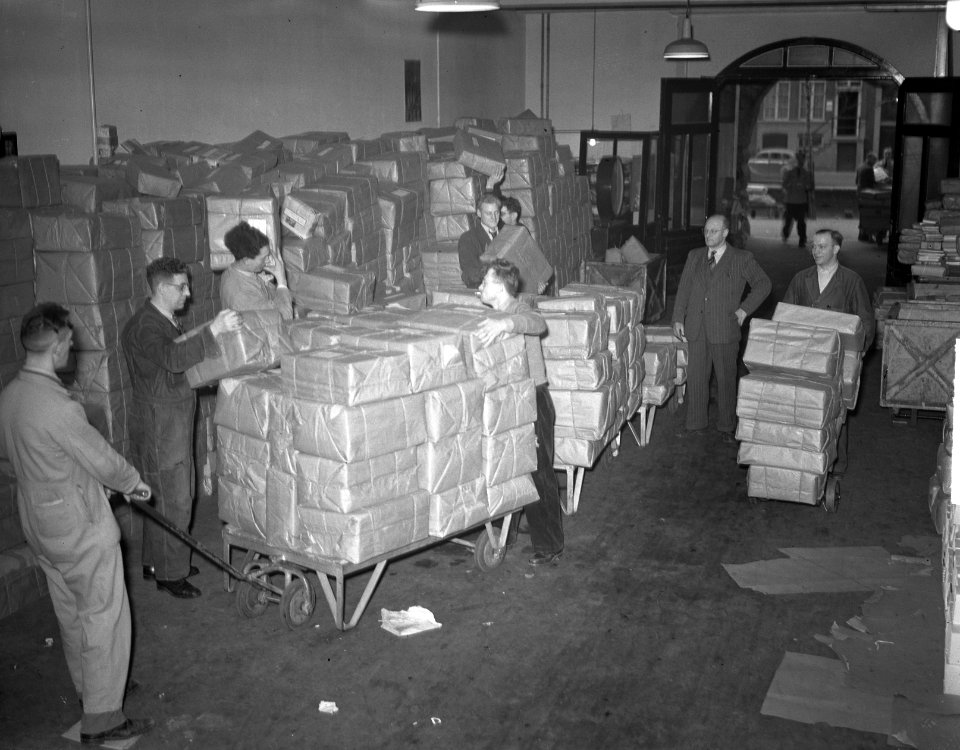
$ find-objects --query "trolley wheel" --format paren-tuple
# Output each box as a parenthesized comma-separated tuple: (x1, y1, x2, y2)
(236, 577, 271, 619)
(823, 476, 840, 513)
(474, 530, 505, 572)
(280, 575, 317, 630)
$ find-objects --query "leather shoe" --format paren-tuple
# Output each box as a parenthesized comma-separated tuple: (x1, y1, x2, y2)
(144, 564, 199, 581)
(719, 430, 737, 444)
(156, 578, 201, 598)
(528, 550, 562, 566)
(81, 718, 154, 744)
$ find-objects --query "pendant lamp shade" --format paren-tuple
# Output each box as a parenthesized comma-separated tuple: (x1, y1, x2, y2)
(663, 9, 710, 61)
(947, 0, 960, 31)
(416, 0, 500, 10)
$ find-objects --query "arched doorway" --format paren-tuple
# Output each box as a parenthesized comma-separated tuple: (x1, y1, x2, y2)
(714, 38, 903, 222)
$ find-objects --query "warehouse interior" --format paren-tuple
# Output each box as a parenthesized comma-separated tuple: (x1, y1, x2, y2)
(2, 0, 960, 748)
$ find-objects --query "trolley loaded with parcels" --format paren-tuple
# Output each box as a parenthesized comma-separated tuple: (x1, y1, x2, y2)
(735, 303, 867, 512)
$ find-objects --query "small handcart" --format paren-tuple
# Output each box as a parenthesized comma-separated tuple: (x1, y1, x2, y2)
(222, 511, 517, 631)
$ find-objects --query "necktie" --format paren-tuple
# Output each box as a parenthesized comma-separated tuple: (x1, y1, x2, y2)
(708, 250, 716, 268)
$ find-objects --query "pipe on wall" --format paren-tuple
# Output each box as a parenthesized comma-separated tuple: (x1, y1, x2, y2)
(85, 0, 98, 165)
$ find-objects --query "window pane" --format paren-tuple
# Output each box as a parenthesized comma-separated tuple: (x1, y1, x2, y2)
(904, 92, 953, 126)
(777, 82, 790, 121)
(671, 91, 711, 125)
(786, 45, 830, 67)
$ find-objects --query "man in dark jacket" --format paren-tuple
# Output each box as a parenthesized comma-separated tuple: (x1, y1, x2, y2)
(122, 258, 241, 598)
(458, 192, 502, 289)
(673, 215, 772, 441)
(781, 151, 814, 247)
(783, 228, 874, 473)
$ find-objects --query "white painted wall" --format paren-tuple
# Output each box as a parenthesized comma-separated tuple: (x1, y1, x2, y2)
(0, 0, 525, 164)
(524, 8, 951, 137)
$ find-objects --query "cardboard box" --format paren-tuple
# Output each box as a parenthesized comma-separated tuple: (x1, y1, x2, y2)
(357, 151, 426, 185)
(378, 185, 419, 249)
(503, 151, 549, 190)
(486, 473, 538, 516)
(213, 372, 286, 440)
(482, 422, 537, 485)
(0, 280, 34, 320)
(30, 210, 141, 253)
(544, 350, 613, 391)
(430, 213, 474, 243)
(141, 225, 206, 263)
(429, 476, 489, 538)
(540, 311, 607, 359)
(537, 294, 607, 318)
(281, 347, 412, 405)
(482, 378, 536, 436)
(312, 174, 378, 214)
(640, 383, 672, 407)
(0, 238, 34, 284)
(481, 225, 553, 294)
(217, 475, 267, 540)
(60, 175, 135, 214)
(281, 191, 345, 240)
(496, 111, 553, 137)
(67, 299, 137, 351)
(418, 427, 482, 494)
(217, 427, 270, 495)
(0, 207, 31, 240)
(280, 131, 349, 155)
(380, 132, 428, 154)
(0, 316, 23, 365)
(125, 156, 181, 198)
(35, 248, 142, 304)
(428, 176, 481, 217)
(738, 441, 836, 475)
(422, 378, 484, 442)
(297, 490, 431, 564)
(642, 343, 677, 387)
(552, 381, 619, 441)
(72, 386, 131, 444)
(501, 184, 551, 218)
(296, 447, 420, 513)
(355, 328, 468, 393)
(71, 347, 130, 393)
(454, 129, 505, 177)
(0, 155, 61, 208)
(772, 302, 865, 354)
(265, 468, 299, 549)
(282, 231, 352, 272)
(736, 373, 841, 429)
(291, 265, 375, 316)
(184, 309, 284, 388)
(743, 319, 842, 381)
(747, 465, 826, 505)
(426, 159, 479, 181)
(735, 418, 837, 454)
(292, 392, 427, 462)
(103, 195, 205, 230)
(560, 282, 641, 331)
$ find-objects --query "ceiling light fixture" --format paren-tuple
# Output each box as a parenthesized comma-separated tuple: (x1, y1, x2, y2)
(663, 0, 710, 61)
(415, 0, 500, 11)
(947, 0, 960, 30)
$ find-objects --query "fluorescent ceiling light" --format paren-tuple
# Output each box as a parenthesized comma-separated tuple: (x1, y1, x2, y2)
(416, 0, 500, 11)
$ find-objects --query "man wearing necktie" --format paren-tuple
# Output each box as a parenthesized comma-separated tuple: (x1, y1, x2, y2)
(122, 259, 242, 598)
(458, 192, 503, 289)
(672, 214, 771, 441)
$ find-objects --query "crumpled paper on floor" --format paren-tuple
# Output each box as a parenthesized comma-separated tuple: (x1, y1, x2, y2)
(380, 606, 442, 637)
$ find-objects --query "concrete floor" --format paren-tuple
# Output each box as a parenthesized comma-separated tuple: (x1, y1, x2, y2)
(0, 216, 944, 749)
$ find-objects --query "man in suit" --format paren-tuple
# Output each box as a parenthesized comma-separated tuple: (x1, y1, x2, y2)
(672, 214, 772, 441)
(458, 192, 502, 289)
(782, 228, 874, 473)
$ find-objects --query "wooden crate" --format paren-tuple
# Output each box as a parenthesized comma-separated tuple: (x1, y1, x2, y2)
(881, 320, 960, 411)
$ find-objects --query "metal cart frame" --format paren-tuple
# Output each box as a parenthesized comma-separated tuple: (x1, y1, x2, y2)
(222, 511, 515, 631)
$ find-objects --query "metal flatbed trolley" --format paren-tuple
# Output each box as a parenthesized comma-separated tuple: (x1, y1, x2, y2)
(222, 512, 516, 631)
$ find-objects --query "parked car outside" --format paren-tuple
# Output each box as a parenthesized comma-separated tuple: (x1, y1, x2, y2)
(747, 148, 794, 184)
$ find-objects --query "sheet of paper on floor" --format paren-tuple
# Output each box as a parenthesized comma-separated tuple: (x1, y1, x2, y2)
(722, 546, 933, 595)
(761, 651, 893, 736)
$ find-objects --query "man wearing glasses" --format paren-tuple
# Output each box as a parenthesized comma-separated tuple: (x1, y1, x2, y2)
(122, 258, 242, 598)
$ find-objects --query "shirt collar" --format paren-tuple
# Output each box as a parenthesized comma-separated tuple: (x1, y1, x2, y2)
(20, 366, 65, 388)
(709, 243, 727, 260)
(149, 299, 180, 329)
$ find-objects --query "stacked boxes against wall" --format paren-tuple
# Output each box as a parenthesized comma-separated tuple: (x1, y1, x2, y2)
(213, 303, 536, 563)
(736, 305, 864, 504)
(449, 114, 593, 295)
(356, 135, 427, 294)
(423, 158, 483, 290)
(0, 156, 61, 618)
(543, 283, 645, 466)
(937, 402, 960, 694)
(0, 208, 34, 389)
(29, 204, 145, 460)
(897, 178, 960, 278)
(0, 205, 50, 620)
